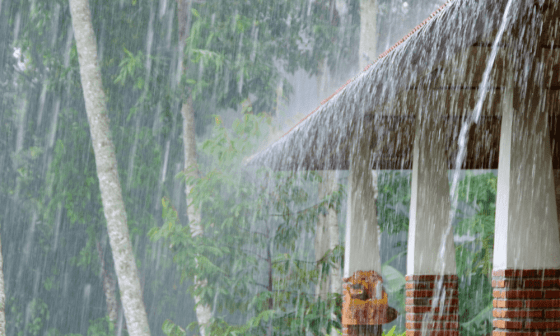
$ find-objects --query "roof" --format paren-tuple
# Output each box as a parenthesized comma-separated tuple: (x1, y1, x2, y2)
(247, 0, 560, 171)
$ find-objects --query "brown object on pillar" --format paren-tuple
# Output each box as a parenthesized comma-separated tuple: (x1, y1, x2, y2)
(342, 270, 398, 336)
(492, 269, 560, 336)
(405, 274, 459, 336)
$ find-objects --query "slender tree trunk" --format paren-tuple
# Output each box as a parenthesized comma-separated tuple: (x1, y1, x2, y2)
(176, 1, 213, 334)
(358, 0, 380, 254)
(181, 95, 212, 336)
(266, 240, 273, 336)
(314, 180, 330, 300)
(68, 1, 151, 335)
(96, 240, 118, 328)
(358, 1, 382, 334)
(316, 51, 342, 335)
(0, 225, 6, 336)
(317, 170, 342, 336)
(359, 0, 378, 70)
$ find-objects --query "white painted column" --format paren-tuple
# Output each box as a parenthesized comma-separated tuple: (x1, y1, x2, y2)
(493, 87, 560, 270)
(407, 116, 456, 276)
(405, 115, 459, 336)
(343, 150, 381, 278)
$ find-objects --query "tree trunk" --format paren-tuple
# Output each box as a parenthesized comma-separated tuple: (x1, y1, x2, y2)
(316, 54, 343, 335)
(359, 0, 378, 70)
(316, 171, 339, 300)
(181, 96, 212, 336)
(96, 240, 119, 328)
(68, 1, 151, 335)
(0, 226, 6, 336)
(176, 1, 213, 334)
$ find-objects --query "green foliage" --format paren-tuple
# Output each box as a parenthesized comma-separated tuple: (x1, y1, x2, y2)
(151, 114, 345, 335)
(377, 172, 411, 235)
(382, 326, 407, 336)
(454, 172, 497, 336)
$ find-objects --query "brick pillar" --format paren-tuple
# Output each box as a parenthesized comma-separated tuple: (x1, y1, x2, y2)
(492, 80, 560, 335)
(492, 269, 560, 336)
(406, 114, 458, 336)
(405, 275, 459, 336)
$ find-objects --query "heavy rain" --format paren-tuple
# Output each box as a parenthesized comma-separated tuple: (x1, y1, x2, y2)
(1, 0, 559, 336)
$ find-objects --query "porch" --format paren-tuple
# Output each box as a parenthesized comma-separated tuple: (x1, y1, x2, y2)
(248, 0, 560, 335)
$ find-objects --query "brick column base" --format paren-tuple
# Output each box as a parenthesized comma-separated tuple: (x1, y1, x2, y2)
(405, 275, 459, 336)
(492, 269, 560, 336)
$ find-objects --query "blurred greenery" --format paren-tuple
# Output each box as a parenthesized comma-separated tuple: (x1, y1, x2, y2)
(150, 114, 345, 336)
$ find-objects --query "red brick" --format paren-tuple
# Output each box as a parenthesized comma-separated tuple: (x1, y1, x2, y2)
(494, 280, 515, 288)
(432, 314, 458, 321)
(493, 279, 525, 288)
(494, 299, 524, 308)
(544, 333, 560, 336)
(406, 313, 458, 322)
(406, 282, 432, 290)
(406, 322, 423, 329)
(493, 269, 544, 277)
(493, 309, 543, 318)
(543, 269, 560, 277)
(406, 306, 431, 313)
(428, 298, 459, 306)
(525, 299, 560, 308)
(406, 313, 424, 321)
(521, 270, 543, 277)
(407, 290, 434, 298)
(406, 275, 436, 281)
(405, 306, 458, 314)
(525, 322, 560, 330)
(493, 289, 543, 299)
(545, 290, 560, 299)
(525, 280, 560, 289)
(406, 298, 430, 306)
(493, 319, 523, 329)
(433, 306, 458, 313)
(545, 310, 560, 319)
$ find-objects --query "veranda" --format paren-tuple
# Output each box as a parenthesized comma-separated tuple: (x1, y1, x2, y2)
(249, 1, 560, 335)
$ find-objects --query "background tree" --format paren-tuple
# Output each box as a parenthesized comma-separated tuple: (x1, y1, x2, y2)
(68, 0, 150, 335)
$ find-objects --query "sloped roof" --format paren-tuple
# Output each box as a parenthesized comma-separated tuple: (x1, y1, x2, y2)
(248, 0, 560, 170)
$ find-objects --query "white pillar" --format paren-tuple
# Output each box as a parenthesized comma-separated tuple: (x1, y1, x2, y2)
(493, 87, 560, 270)
(407, 116, 456, 275)
(343, 148, 381, 278)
